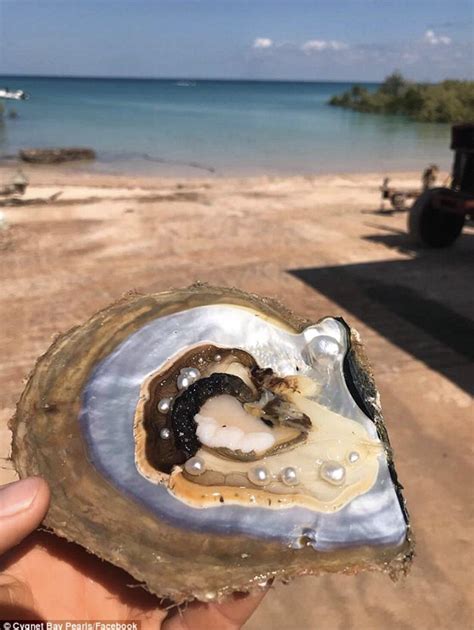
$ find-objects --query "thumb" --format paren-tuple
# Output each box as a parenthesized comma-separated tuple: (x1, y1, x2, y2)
(0, 477, 50, 555)
(162, 587, 270, 630)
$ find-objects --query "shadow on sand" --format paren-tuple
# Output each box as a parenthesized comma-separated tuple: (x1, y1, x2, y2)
(289, 227, 474, 395)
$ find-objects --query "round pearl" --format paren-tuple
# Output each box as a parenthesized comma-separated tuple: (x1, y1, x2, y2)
(348, 451, 360, 463)
(159, 427, 171, 440)
(280, 466, 299, 486)
(157, 397, 172, 414)
(184, 456, 206, 476)
(185, 367, 201, 380)
(248, 465, 270, 486)
(214, 354, 222, 362)
(177, 374, 192, 390)
(320, 460, 346, 486)
(306, 335, 341, 366)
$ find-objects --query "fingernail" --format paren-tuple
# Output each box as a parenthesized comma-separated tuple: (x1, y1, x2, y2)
(0, 478, 40, 517)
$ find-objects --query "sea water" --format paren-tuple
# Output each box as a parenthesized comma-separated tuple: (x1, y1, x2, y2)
(0, 76, 452, 176)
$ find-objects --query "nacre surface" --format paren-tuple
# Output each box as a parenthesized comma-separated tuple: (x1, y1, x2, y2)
(11, 285, 413, 602)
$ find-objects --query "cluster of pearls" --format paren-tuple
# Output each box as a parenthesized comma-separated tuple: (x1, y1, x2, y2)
(184, 455, 206, 476)
(157, 397, 172, 441)
(157, 366, 203, 441)
(246, 465, 301, 487)
(319, 460, 346, 486)
(177, 366, 201, 391)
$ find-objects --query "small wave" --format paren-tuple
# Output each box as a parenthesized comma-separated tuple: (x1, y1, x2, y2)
(98, 151, 216, 173)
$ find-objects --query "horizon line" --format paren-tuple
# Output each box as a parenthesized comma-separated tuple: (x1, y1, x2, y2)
(0, 73, 382, 84)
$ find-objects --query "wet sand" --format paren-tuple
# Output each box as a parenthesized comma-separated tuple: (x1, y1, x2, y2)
(0, 166, 472, 629)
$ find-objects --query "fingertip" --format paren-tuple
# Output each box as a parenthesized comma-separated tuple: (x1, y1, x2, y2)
(0, 477, 50, 555)
(28, 476, 51, 513)
(162, 584, 272, 630)
(27, 477, 51, 527)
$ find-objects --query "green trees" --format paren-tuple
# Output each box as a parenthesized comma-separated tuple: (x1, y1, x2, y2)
(328, 72, 474, 123)
(379, 71, 406, 98)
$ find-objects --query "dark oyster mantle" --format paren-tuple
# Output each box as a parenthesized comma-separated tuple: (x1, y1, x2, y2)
(11, 285, 414, 603)
(171, 374, 255, 458)
(141, 344, 312, 474)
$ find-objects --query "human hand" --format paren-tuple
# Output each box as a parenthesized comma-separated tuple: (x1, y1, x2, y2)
(0, 477, 268, 628)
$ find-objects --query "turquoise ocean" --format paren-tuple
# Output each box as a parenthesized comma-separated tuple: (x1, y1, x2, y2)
(0, 76, 452, 176)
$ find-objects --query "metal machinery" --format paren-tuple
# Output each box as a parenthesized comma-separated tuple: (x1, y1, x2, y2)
(408, 123, 474, 247)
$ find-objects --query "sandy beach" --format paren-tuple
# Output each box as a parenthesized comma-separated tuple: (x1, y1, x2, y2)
(0, 166, 472, 629)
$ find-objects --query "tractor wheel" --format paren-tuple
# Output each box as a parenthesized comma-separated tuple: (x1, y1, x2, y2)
(392, 193, 406, 211)
(408, 188, 465, 247)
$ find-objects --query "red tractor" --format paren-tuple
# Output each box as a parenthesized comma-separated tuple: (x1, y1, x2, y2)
(408, 123, 474, 247)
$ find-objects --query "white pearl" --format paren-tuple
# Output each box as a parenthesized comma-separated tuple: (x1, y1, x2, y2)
(159, 427, 171, 440)
(248, 465, 270, 486)
(214, 354, 222, 362)
(177, 374, 192, 390)
(157, 397, 172, 414)
(315, 335, 341, 356)
(184, 456, 206, 476)
(320, 460, 346, 486)
(280, 466, 299, 486)
(178, 367, 200, 389)
(306, 335, 341, 366)
(348, 451, 360, 463)
(185, 367, 201, 380)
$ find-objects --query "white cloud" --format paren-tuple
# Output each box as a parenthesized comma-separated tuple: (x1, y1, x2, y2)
(401, 52, 419, 65)
(253, 37, 273, 49)
(301, 39, 348, 53)
(423, 30, 451, 45)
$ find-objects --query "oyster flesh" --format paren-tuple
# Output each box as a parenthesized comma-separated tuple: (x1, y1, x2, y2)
(11, 285, 413, 603)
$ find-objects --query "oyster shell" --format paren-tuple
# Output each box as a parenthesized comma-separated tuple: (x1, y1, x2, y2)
(11, 285, 413, 602)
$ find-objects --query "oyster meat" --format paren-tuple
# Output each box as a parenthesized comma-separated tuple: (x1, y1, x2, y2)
(11, 285, 413, 602)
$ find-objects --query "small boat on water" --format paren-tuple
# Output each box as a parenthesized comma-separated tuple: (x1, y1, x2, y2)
(0, 88, 29, 100)
(175, 81, 196, 87)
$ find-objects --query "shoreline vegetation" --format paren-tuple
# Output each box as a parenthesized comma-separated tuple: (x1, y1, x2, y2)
(328, 72, 474, 123)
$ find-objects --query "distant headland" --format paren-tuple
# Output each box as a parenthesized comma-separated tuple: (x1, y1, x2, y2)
(328, 72, 474, 123)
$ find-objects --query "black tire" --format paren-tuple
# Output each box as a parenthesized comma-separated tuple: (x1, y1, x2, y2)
(408, 188, 465, 247)
(392, 193, 406, 211)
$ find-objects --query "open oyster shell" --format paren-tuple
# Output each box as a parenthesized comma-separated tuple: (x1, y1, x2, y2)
(11, 285, 413, 602)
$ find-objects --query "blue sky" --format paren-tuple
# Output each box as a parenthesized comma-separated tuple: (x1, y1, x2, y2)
(0, 0, 472, 81)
